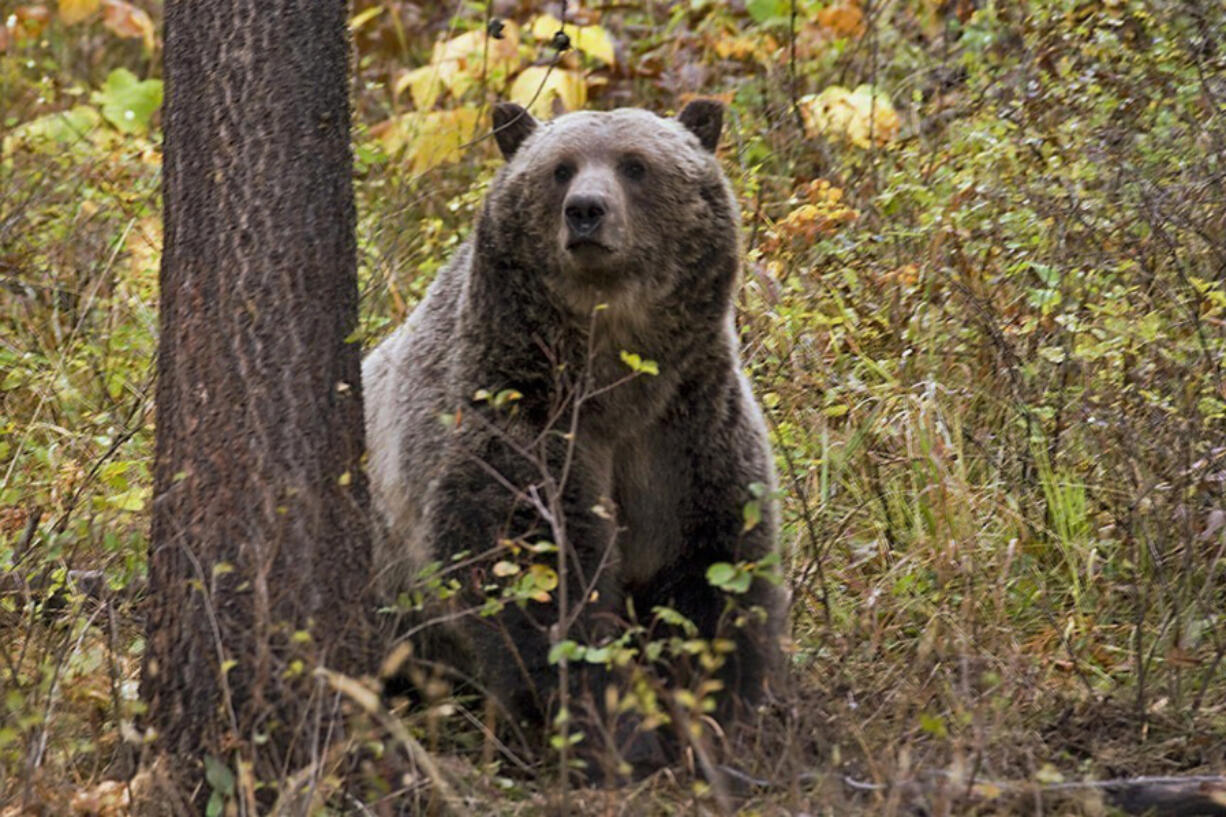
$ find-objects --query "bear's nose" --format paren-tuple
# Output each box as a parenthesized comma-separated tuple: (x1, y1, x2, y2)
(564, 195, 607, 238)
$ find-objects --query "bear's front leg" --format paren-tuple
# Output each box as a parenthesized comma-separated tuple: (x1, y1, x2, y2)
(638, 540, 782, 720)
(427, 426, 626, 744)
(625, 397, 785, 722)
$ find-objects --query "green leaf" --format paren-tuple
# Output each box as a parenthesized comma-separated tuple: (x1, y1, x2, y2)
(549, 730, 584, 748)
(203, 753, 235, 796)
(706, 562, 736, 586)
(584, 645, 612, 664)
(651, 605, 697, 635)
(746, 0, 788, 24)
(619, 350, 660, 376)
(1038, 346, 1067, 364)
(2, 106, 102, 155)
(742, 499, 762, 532)
(548, 640, 585, 664)
(106, 487, 146, 512)
(919, 712, 948, 738)
(492, 388, 522, 408)
(707, 562, 752, 593)
(91, 68, 163, 134)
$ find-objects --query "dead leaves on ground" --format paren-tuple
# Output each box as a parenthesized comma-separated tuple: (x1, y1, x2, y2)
(762, 179, 861, 254)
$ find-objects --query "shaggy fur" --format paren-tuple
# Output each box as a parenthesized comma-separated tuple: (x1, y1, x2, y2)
(363, 101, 784, 753)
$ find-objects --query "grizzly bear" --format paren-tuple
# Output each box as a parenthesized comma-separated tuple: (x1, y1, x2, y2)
(363, 100, 783, 763)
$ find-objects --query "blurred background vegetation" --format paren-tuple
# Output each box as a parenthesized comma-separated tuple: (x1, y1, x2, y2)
(2, 0, 1224, 813)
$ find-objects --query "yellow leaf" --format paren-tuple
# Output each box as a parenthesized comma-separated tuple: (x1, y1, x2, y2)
(101, 0, 154, 51)
(371, 108, 480, 173)
(432, 24, 519, 78)
(528, 563, 558, 592)
(1034, 763, 1064, 784)
(58, 0, 99, 24)
(492, 560, 521, 577)
(799, 84, 898, 148)
(768, 181, 859, 249)
(817, 2, 864, 37)
(348, 5, 383, 31)
(573, 23, 615, 65)
(432, 28, 486, 63)
(711, 33, 778, 62)
(397, 22, 522, 109)
(529, 13, 564, 40)
(396, 63, 457, 111)
(529, 14, 616, 65)
(508, 66, 586, 118)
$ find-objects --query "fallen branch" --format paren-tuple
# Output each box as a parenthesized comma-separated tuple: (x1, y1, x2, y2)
(716, 765, 1226, 816)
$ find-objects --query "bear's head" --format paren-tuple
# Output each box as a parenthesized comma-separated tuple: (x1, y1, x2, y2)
(479, 100, 739, 319)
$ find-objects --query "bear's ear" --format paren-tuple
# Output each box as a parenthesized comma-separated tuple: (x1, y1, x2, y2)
(491, 102, 539, 160)
(677, 99, 724, 153)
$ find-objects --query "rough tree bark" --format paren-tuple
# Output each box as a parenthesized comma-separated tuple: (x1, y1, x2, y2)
(140, 0, 370, 804)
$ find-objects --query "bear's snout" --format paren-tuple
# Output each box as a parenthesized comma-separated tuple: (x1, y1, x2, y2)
(564, 194, 607, 241)
(556, 163, 625, 262)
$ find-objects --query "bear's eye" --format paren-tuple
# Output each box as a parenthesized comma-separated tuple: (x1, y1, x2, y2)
(553, 163, 575, 184)
(620, 157, 647, 181)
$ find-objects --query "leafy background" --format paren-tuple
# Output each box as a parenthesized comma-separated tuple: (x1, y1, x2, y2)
(2, 0, 1224, 813)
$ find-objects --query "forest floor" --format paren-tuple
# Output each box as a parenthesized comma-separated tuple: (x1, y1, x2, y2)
(3, 1, 1225, 814)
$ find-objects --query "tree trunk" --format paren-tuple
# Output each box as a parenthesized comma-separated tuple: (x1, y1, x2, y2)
(141, 0, 370, 803)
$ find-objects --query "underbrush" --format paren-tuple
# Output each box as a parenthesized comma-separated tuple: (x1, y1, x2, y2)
(2, 1, 1224, 814)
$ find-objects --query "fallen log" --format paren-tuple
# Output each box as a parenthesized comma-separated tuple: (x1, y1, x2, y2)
(717, 766, 1226, 816)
